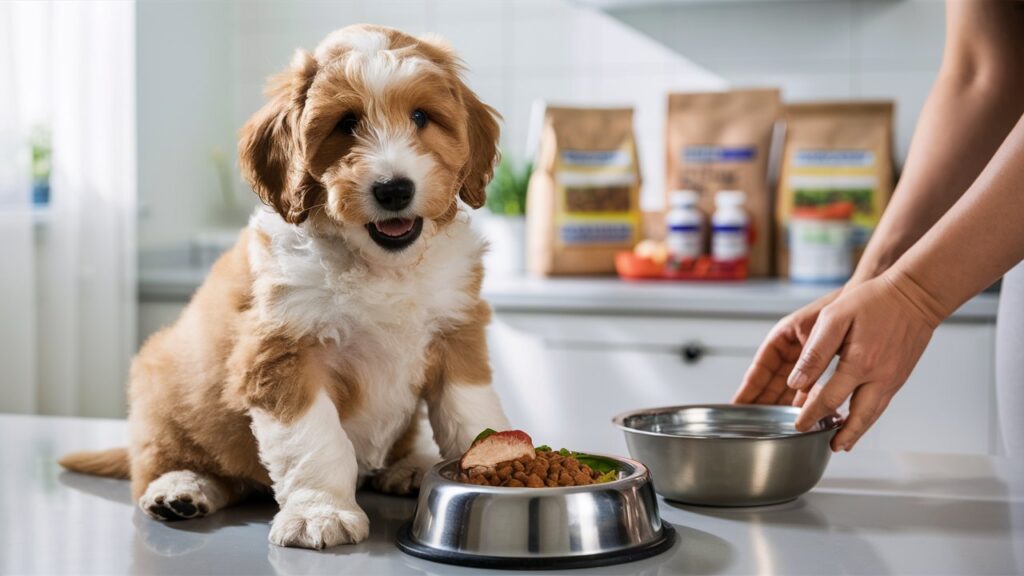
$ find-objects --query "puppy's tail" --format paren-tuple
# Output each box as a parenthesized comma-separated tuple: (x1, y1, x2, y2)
(58, 447, 130, 479)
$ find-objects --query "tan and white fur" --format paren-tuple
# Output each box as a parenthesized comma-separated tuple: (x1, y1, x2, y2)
(59, 24, 509, 550)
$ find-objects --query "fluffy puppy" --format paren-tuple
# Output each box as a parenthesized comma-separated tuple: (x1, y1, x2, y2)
(59, 24, 510, 549)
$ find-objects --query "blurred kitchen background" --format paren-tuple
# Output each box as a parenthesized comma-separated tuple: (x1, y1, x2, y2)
(3, 1, 1003, 456)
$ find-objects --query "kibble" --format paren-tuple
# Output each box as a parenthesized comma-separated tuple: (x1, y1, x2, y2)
(457, 451, 607, 488)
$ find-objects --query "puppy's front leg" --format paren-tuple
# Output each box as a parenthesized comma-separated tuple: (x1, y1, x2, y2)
(241, 339, 368, 550)
(425, 304, 511, 459)
(251, 389, 368, 549)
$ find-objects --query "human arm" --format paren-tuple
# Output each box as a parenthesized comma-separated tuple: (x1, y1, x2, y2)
(850, 0, 1024, 283)
(734, 0, 1024, 408)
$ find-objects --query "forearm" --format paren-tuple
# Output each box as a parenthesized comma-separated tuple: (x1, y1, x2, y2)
(849, 0, 1024, 285)
(887, 112, 1024, 322)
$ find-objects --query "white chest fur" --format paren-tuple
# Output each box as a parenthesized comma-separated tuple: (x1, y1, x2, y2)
(247, 209, 485, 471)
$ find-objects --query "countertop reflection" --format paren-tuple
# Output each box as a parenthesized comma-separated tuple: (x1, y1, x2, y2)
(2, 414, 1021, 575)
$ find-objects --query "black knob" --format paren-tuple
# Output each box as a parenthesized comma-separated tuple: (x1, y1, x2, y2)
(372, 177, 415, 212)
(682, 343, 704, 364)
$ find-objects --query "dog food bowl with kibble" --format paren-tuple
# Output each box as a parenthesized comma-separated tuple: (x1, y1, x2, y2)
(395, 455, 675, 569)
(614, 404, 841, 507)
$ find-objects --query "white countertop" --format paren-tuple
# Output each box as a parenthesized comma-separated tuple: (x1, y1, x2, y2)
(5, 414, 1022, 575)
(139, 263, 1000, 321)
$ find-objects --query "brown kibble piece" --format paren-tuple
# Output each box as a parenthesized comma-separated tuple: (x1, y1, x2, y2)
(506, 479, 524, 488)
(527, 474, 544, 488)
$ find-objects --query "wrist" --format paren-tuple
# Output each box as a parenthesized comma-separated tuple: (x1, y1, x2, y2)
(879, 267, 951, 328)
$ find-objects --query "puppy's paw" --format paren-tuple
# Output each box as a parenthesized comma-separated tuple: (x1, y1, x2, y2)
(139, 470, 223, 521)
(371, 453, 438, 496)
(270, 498, 370, 549)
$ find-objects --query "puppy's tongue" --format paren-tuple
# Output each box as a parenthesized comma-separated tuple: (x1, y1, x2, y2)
(374, 218, 416, 238)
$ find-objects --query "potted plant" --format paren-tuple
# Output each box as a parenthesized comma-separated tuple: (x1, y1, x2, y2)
(30, 125, 51, 206)
(480, 157, 531, 277)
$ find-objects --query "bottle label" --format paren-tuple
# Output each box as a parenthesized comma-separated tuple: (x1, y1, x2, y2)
(712, 225, 747, 262)
(667, 231, 702, 260)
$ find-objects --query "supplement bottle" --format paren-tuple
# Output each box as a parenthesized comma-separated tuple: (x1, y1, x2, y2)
(711, 190, 749, 263)
(666, 190, 703, 262)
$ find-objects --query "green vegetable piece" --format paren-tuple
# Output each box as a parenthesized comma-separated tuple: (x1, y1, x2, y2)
(595, 470, 618, 484)
(572, 453, 620, 474)
(558, 448, 572, 457)
(536, 445, 552, 452)
(472, 428, 497, 445)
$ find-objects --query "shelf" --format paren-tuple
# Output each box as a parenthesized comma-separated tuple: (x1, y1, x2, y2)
(573, 0, 900, 9)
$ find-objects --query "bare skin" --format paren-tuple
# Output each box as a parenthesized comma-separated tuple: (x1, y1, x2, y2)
(734, 0, 1024, 451)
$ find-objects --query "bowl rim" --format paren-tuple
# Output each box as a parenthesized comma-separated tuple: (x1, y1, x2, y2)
(428, 453, 651, 494)
(611, 403, 842, 441)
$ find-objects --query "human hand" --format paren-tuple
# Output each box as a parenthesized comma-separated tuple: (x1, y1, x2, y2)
(732, 289, 841, 407)
(788, 272, 946, 451)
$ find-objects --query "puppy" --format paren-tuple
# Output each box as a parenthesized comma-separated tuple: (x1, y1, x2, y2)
(59, 24, 510, 550)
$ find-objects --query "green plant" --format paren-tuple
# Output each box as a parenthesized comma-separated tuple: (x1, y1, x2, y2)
(486, 157, 531, 216)
(30, 125, 51, 183)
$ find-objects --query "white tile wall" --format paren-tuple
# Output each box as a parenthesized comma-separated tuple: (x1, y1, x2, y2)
(611, 0, 947, 168)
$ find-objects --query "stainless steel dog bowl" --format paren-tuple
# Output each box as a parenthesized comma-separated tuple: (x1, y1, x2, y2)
(396, 456, 675, 569)
(613, 404, 841, 507)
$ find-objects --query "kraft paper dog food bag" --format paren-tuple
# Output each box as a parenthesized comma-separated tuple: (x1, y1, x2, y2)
(775, 101, 895, 276)
(665, 89, 781, 277)
(527, 106, 642, 276)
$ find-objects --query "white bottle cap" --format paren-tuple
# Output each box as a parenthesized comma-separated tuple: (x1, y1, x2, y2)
(669, 190, 699, 207)
(715, 190, 746, 207)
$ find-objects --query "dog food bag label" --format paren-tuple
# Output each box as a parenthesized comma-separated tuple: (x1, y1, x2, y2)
(776, 102, 894, 276)
(528, 106, 642, 276)
(555, 147, 639, 246)
(666, 89, 781, 277)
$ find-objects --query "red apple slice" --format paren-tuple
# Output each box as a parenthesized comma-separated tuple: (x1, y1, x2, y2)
(460, 430, 535, 470)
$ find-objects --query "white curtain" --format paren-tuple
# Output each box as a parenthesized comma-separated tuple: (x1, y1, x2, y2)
(0, 2, 36, 413)
(0, 1, 136, 417)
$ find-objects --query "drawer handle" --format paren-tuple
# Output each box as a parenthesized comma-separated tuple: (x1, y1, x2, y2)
(681, 342, 704, 364)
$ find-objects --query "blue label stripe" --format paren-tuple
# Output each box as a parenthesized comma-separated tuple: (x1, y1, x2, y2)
(712, 225, 746, 233)
(669, 225, 701, 232)
(683, 146, 756, 164)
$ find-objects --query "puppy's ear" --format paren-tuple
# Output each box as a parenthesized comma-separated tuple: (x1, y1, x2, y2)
(458, 86, 501, 210)
(239, 50, 322, 224)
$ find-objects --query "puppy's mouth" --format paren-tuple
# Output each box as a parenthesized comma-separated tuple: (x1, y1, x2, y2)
(365, 217, 424, 251)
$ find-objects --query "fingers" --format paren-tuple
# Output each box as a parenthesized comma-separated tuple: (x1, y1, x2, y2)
(787, 308, 850, 392)
(778, 385, 798, 407)
(733, 362, 773, 404)
(752, 362, 795, 404)
(733, 329, 799, 405)
(832, 388, 891, 452)
(794, 369, 860, 432)
(792, 389, 809, 407)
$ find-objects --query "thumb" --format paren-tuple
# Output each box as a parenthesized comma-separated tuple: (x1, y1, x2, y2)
(787, 308, 849, 392)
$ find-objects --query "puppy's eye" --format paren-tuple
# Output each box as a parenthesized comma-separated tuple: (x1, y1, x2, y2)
(336, 114, 359, 135)
(411, 109, 429, 129)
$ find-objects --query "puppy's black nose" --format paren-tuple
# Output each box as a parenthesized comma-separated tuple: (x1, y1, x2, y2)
(372, 177, 414, 212)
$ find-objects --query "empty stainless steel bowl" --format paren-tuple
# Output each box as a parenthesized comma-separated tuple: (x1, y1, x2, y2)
(613, 405, 841, 507)
(396, 456, 675, 569)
